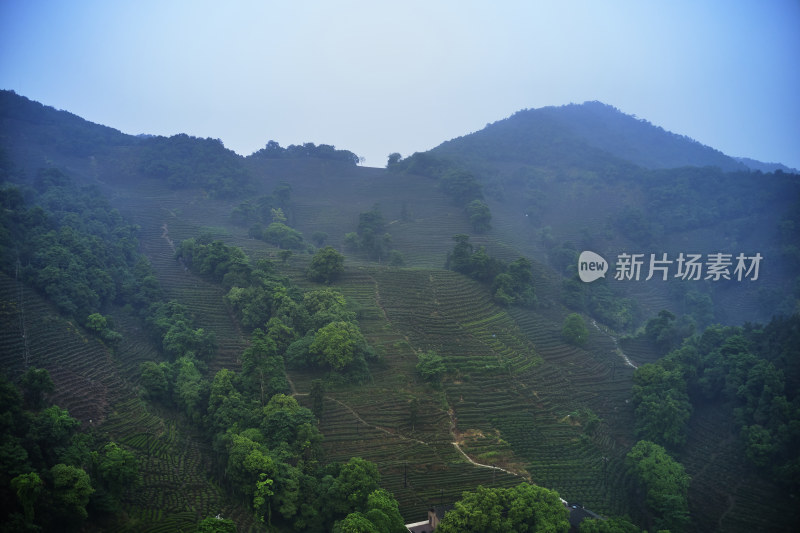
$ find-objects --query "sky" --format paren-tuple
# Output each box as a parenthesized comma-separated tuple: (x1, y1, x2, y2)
(1, 0, 798, 169)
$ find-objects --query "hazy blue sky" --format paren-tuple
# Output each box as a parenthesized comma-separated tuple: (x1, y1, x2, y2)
(2, 0, 798, 169)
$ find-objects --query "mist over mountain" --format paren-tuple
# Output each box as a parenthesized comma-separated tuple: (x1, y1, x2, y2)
(1, 90, 799, 533)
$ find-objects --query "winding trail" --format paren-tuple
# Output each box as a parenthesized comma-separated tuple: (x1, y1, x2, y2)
(292, 389, 531, 478)
(591, 319, 637, 369)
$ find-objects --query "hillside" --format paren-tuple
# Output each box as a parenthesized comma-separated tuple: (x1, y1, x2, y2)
(406, 102, 799, 328)
(433, 101, 747, 171)
(1, 90, 799, 532)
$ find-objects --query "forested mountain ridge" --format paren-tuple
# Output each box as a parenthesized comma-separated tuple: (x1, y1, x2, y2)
(432, 101, 748, 171)
(1, 90, 799, 532)
(393, 101, 799, 329)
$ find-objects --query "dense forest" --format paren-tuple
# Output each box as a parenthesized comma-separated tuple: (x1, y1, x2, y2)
(1, 89, 799, 532)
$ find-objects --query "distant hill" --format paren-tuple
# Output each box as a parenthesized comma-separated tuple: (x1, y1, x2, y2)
(432, 101, 749, 171)
(734, 156, 798, 174)
(0, 90, 134, 158)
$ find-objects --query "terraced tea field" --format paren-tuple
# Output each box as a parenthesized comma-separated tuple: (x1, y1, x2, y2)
(0, 272, 258, 531)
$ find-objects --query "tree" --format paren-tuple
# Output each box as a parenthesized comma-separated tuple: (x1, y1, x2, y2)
(626, 440, 690, 532)
(387, 153, 402, 168)
(632, 363, 692, 449)
(310, 321, 368, 371)
(466, 199, 492, 233)
(85, 312, 123, 345)
(174, 356, 208, 421)
(437, 483, 570, 533)
(50, 463, 95, 523)
(307, 246, 345, 283)
(197, 515, 238, 533)
(139, 361, 169, 400)
(416, 351, 446, 385)
(96, 442, 140, 497)
(262, 222, 304, 249)
(333, 512, 379, 533)
(11, 472, 44, 524)
(28, 405, 80, 465)
(334, 488, 406, 532)
(562, 313, 589, 346)
(440, 169, 483, 206)
(253, 473, 275, 525)
(363, 488, 406, 533)
(20, 367, 54, 409)
(329, 457, 381, 516)
(304, 288, 355, 330)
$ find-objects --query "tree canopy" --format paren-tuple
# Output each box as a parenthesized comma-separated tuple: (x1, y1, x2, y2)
(436, 483, 570, 533)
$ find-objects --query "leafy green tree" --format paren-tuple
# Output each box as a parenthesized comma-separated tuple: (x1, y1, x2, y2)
(437, 483, 570, 533)
(644, 310, 695, 354)
(225, 285, 273, 330)
(328, 457, 381, 516)
(173, 357, 209, 422)
(333, 512, 378, 533)
(259, 394, 319, 453)
(20, 367, 54, 409)
(139, 361, 169, 400)
(354, 206, 391, 261)
(95, 442, 140, 497)
(388, 249, 405, 266)
(11, 472, 44, 524)
(440, 169, 483, 206)
(50, 463, 95, 523)
(197, 515, 238, 533)
(491, 273, 516, 306)
(446, 234, 474, 273)
(632, 363, 692, 449)
(254, 473, 275, 525)
(307, 246, 345, 283)
(416, 351, 446, 385)
(363, 488, 406, 533)
(626, 440, 690, 532)
(310, 321, 368, 371)
(466, 199, 492, 232)
(387, 152, 402, 168)
(263, 222, 304, 249)
(304, 288, 356, 330)
(562, 313, 589, 346)
(241, 333, 289, 405)
(85, 313, 123, 345)
(27, 405, 79, 466)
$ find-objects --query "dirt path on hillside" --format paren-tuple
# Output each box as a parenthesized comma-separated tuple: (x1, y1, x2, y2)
(447, 407, 529, 480)
(591, 319, 637, 369)
(161, 223, 176, 251)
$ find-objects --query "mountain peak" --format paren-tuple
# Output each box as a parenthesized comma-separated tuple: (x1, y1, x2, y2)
(433, 101, 748, 172)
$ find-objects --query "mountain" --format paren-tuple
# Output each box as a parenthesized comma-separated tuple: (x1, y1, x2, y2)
(432, 101, 750, 172)
(1, 90, 798, 533)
